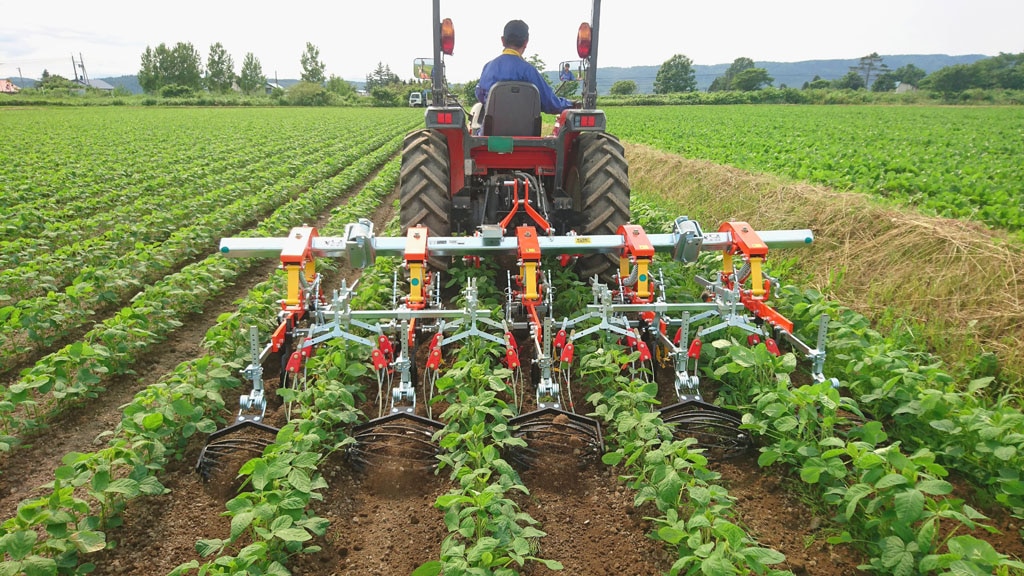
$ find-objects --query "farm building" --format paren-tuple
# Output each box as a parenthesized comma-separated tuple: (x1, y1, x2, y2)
(0, 79, 20, 94)
(75, 77, 114, 92)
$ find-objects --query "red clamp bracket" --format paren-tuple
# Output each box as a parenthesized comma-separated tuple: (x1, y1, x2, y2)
(718, 221, 769, 297)
(616, 224, 655, 301)
(281, 226, 319, 310)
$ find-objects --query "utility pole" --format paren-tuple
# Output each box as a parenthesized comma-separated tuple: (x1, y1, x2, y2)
(79, 53, 90, 85)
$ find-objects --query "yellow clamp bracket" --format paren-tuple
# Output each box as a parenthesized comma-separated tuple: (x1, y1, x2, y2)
(637, 258, 651, 299)
(619, 256, 630, 280)
(285, 264, 302, 306)
(304, 259, 316, 283)
(409, 263, 425, 304)
(722, 252, 734, 276)
(749, 257, 765, 297)
(523, 262, 539, 300)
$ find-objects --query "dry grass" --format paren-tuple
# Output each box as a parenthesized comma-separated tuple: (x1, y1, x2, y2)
(625, 142, 1024, 385)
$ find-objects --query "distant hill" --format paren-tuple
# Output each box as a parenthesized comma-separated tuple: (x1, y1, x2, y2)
(547, 54, 989, 94)
(102, 75, 141, 94)
(86, 54, 989, 96)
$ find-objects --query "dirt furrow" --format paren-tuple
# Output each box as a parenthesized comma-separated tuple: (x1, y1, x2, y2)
(0, 258, 278, 520)
(83, 186, 400, 576)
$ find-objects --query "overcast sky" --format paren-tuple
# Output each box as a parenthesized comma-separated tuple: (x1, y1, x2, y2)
(1, 0, 1021, 84)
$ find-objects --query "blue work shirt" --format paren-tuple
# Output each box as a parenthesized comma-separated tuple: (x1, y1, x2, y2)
(476, 49, 574, 115)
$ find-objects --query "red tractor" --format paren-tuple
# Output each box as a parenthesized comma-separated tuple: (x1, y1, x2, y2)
(400, 0, 628, 279)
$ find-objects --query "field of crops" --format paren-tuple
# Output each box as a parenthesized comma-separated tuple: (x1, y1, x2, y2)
(609, 105, 1024, 234)
(1, 105, 1023, 576)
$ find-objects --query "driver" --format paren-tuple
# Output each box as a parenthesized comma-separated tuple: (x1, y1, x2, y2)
(475, 19, 576, 115)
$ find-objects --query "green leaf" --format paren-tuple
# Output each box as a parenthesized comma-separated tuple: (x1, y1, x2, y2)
(657, 526, 686, 544)
(774, 416, 798, 432)
(274, 527, 312, 542)
(880, 536, 906, 567)
(19, 556, 58, 576)
(231, 512, 255, 540)
(993, 445, 1016, 461)
(602, 451, 624, 466)
(730, 346, 757, 368)
(894, 489, 925, 524)
(539, 559, 564, 570)
(105, 478, 140, 496)
(916, 479, 953, 495)
(288, 468, 312, 493)
(741, 546, 786, 566)
(137, 476, 167, 496)
(875, 473, 909, 489)
(196, 538, 224, 557)
(251, 459, 270, 491)
(142, 412, 164, 431)
(700, 550, 735, 576)
(757, 450, 780, 467)
(800, 465, 822, 484)
(0, 530, 37, 561)
(411, 561, 443, 576)
(69, 529, 107, 553)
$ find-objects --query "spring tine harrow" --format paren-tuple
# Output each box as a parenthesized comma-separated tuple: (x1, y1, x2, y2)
(659, 398, 751, 456)
(349, 412, 444, 470)
(508, 408, 604, 469)
(195, 418, 281, 480)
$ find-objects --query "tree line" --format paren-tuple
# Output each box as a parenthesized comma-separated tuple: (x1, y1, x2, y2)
(137, 41, 356, 100)
(638, 51, 1024, 96)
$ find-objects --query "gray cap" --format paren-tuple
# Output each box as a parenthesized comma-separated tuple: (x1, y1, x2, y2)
(503, 20, 529, 47)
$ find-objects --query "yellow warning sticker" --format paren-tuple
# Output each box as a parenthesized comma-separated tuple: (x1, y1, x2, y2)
(575, 238, 592, 244)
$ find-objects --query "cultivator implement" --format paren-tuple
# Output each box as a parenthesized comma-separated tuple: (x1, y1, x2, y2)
(199, 211, 838, 478)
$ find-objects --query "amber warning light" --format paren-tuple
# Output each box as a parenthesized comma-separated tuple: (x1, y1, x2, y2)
(576, 22, 592, 59)
(440, 18, 455, 55)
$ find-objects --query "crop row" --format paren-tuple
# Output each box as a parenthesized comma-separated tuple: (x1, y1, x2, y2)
(173, 160, 406, 574)
(0, 127, 326, 279)
(610, 105, 1024, 234)
(0, 125, 407, 373)
(624, 197, 1024, 574)
(778, 287, 1024, 523)
(0, 136, 410, 456)
(0, 148, 405, 575)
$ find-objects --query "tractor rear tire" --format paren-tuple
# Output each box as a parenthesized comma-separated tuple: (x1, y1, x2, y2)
(399, 129, 452, 271)
(568, 132, 631, 282)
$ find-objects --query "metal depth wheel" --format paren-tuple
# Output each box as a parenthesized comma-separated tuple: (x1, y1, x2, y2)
(565, 132, 631, 282)
(399, 129, 452, 271)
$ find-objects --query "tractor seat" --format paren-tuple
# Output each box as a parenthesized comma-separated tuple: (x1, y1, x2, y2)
(483, 81, 542, 137)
